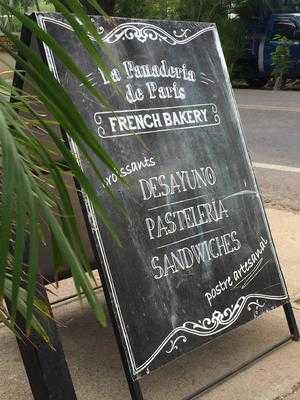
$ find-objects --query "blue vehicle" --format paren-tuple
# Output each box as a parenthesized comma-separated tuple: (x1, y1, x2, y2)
(242, 13, 300, 87)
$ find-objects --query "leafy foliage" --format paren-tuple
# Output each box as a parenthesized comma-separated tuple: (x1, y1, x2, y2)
(0, 0, 126, 342)
(232, 0, 274, 19)
(272, 35, 292, 76)
(271, 34, 292, 88)
(176, 1, 246, 77)
(6, 0, 37, 9)
(111, 0, 177, 19)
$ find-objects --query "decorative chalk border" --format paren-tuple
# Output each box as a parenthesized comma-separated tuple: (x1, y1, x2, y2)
(37, 15, 289, 377)
(37, 16, 215, 45)
(97, 22, 215, 45)
(163, 294, 287, 356)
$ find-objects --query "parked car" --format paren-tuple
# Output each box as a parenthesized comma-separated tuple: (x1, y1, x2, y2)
(238, 13, 300, 87)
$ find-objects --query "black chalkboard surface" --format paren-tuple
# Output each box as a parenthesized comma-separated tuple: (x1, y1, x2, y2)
(37, 14, 289, 379)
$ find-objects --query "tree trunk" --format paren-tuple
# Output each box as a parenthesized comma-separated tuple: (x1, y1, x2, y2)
(79, 0, 116, 14)
(273, 73, 287, 90)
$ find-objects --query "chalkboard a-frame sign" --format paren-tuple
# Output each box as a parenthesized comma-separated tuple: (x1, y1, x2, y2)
(20, 12, 298, 398)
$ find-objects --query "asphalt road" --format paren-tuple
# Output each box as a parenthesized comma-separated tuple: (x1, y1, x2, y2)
(235, 89, 300, 211)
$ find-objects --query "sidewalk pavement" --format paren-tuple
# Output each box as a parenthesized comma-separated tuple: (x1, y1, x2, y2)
(0, 207, 300, 400)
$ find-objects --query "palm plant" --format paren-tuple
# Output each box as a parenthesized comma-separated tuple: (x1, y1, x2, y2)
(0, 0, 123, 342)
(176, 0, 246, 77)
(271, 34, 292, 89)
(79, 0, 115, 13)
(232, 0, 274, 19)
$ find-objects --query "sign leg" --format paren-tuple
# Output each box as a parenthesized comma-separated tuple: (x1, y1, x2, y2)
(284, 302, 300, 341)
(92, 268, 144, 400)
(7, 284, 77, 400)
(126, 379, 144, 400)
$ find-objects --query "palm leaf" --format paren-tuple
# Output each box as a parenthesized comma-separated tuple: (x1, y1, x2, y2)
(0, 110, 16, 302)
(0, 1, 127, 341)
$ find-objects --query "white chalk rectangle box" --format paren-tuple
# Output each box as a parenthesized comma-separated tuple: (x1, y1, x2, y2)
(94, 103, 221, 138)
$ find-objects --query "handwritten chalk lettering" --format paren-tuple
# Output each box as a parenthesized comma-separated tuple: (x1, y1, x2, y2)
(104, 156, 156, 186)
(93, 104, 220, 138)
(139, 167, 216, 201)
(88, 60, 197, 89)
(109, 112, 162, 133)
(151, 231, 241, 280)
(146, 82, 186, 100)
(125, 84, 145, 103)
(204, 277, 234, 307)
(145, 199, 228, 240)
(108, 108, 208, 132)
(108, 108, 207, 132)
(233, 236, 268, 283)
(122, 59, 196, 82)
(97, 67, 121, 85)
(105, 173, 118, 186)
(163, 109, 207, 126)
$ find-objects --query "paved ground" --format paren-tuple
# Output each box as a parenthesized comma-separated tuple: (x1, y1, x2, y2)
(1, 207, 300, 400)
(235, 89, 300, 211)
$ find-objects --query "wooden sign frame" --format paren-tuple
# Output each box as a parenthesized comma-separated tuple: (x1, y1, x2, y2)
(9, 14, 299, 400)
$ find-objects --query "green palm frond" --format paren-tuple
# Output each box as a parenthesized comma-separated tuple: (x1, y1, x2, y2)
(0, 0, 123, 342)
